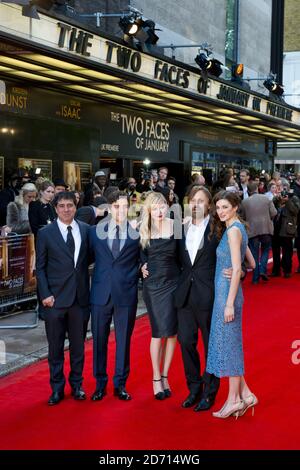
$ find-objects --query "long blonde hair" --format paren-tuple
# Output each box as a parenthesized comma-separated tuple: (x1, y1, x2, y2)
(139, 191, 168, 249)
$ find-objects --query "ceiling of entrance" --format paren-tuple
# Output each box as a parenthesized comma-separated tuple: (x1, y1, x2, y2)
(0, 44, 299, 143)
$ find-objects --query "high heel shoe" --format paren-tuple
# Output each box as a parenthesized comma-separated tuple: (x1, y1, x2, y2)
(161, 375, 172, 398)
(212, 400, 244, 419)
(153, 379, 165, 400)
(239, 394, 258, 416)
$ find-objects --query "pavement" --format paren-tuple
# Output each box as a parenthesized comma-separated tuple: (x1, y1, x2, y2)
(0, 289, 147, 378)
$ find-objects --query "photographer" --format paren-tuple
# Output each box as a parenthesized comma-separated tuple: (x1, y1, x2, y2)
(137, 171, 155, 193)
(272, 185, 300, 278)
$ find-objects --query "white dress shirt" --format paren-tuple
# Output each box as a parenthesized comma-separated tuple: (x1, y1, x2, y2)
(57, 218, 81, 267)
(241, 183, 249, 199)
(185, 215, 210, 265)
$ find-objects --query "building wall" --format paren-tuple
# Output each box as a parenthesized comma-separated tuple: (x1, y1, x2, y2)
(69, 0, 272, 87)
(129, 0, 227, 66)
(283, 0, 300, 107)
(239, 0, 272, 94)
(284, 0, 300, 52)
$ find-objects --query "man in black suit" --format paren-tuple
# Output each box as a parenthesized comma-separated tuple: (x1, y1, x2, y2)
(36, 191, 90, 405)
(89, 191, 140, 402)
(175, 186, 221, 412)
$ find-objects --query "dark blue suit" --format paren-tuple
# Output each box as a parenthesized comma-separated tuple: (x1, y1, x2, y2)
(89, 221, 140, 389)
(36, 219, 90, 393)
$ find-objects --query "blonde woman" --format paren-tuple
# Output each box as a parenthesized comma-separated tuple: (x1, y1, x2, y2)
(5, 183, 37, 235)
(140, 192, 180, 400)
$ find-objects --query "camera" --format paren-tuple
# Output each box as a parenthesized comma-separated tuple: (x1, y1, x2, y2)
(141, 169, 152, 181)
(281, 189, 294, 198)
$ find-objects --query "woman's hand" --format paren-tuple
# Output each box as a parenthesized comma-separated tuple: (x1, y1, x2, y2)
(224, 305, 235, 323)
(141, 263, 149, 278)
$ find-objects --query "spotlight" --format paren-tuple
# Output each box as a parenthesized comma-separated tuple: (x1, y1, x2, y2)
(195, 52, 223, 78)
(231, 63, 244, 81)
(119, 15, 142, 36)
(119, 14, 159, 52)
(263, 74, 284, 97)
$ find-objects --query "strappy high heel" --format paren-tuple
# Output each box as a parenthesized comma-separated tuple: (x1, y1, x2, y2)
(212, 400, 244, 419)
(153, 379, 165, 400)
(239, 394, 258, 416)
(161, 375, 172, 398)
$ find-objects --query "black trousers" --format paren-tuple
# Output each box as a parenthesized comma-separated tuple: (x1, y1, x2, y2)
(91, 298, 137, 390)
(272, 235, 294, 275)
(177, 302, 219, 398)
(45, 301, 87, 393)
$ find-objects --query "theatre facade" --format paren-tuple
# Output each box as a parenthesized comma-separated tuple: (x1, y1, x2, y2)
(1, 2, 300, 193)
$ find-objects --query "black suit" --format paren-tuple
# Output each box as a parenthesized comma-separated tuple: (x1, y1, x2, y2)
(36, 219, 90, 393)
(174, 223, 220, 398)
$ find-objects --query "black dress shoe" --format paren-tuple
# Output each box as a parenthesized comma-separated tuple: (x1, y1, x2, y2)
(48, 391, 64, 406)
(161, 375, 172, 398)
(114, 386, 131, 401)
(194, 396, 215, 412)
(91, 388, 107, 401)
(182, 393, 200, 408)
(260, 273, 269, 281)
(71, 387, 86, 400)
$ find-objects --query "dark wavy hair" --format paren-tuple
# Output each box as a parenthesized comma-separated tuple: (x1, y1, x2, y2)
(209, 190, 245, 241)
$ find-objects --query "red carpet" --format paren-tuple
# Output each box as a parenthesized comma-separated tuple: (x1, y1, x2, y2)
(1, 259, 300, 450)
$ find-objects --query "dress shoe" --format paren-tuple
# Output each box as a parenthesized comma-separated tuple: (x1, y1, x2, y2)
(161, 375, 172, 398)
(238, 393, 258, 417)
(271, 272, 281, 277)
(48, 391, 64, 406)
(260, 273, 269, 281)
(71, 387, 86, 400)
(212, 400, 244, 419)
(153, 379, 165, 400)
(194, 396, 215, 412)
(284, 273, 292, 278)
(182, 392, 200, 408)
(91, 388, 107, 401)
(296, 267, 300, 274)
(114, 386, 131, 401)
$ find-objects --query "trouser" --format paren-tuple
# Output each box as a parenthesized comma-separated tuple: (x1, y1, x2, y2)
(91, 298, 137, 390)
(177, 303, 220, 398)
(272, 235, 294, 275)
(249, 234, 272, 282)
(45, 301, 87, 393)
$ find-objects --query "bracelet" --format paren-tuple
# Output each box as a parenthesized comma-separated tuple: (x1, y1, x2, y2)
(225, 305, 234, 308)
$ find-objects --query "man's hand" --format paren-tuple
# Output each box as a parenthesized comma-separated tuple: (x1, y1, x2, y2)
(223, 267, 245, 280)
(42, 296, 55, 308)
(141, 263, 149, 278)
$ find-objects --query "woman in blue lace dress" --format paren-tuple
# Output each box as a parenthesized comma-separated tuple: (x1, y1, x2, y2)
(206, 191, 258, 419)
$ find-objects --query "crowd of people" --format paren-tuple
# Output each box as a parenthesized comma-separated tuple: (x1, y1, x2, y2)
(1, 164, 299, 419)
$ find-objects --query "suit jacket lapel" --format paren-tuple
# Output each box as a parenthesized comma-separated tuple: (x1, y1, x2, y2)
(193, 223, 210, 266)
(181, 223, 192, 267)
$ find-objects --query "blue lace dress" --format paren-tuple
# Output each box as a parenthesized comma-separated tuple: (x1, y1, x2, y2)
(206, 221, 248, 378)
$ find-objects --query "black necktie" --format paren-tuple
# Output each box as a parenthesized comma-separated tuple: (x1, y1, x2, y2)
(66, 226, 75, 260)
(111, 225, 120, 259)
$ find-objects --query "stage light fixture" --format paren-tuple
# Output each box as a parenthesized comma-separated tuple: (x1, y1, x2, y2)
(231, 63, 244, 80)
(263, 74, 284, 97)
(194, 52, 223, 78)
(119, 14, 159, 52)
